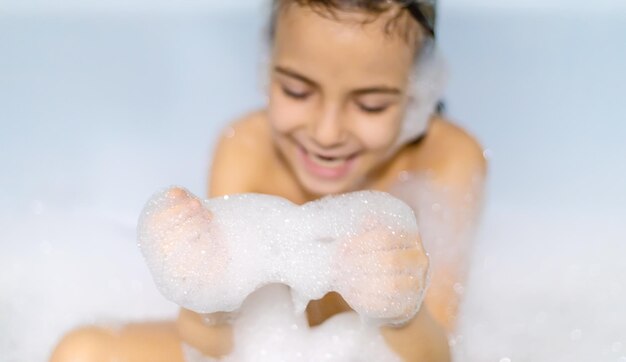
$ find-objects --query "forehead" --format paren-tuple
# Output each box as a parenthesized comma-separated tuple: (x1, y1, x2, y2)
(272, 4, 416, 88)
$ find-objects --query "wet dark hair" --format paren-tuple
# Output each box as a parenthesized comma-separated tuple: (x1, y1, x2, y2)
(268, 0, 436, 48)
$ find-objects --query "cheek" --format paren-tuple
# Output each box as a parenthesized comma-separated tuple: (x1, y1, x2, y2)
(354, 115, 402, 152)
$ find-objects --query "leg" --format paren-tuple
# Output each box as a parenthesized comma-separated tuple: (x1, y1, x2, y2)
(50, 322, 184, 362)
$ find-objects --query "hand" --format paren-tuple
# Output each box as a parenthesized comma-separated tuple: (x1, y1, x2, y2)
(333, 216, 429, 325)
(138, 187, 230, 311)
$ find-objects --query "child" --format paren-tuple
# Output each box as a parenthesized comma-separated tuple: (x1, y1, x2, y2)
(51, 1, 486, 361)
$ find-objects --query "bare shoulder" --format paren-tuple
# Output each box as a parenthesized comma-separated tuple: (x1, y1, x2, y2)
(216, 110, 271, 150)
(208, 110, 274, 196)
(409, 117, 487, 185)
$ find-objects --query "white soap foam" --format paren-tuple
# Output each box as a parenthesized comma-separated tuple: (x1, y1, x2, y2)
(138, 187, 429, 360)
(181, 285, 400, 362)
(393, 44, 448, 151)
(226, 284, 401, 362)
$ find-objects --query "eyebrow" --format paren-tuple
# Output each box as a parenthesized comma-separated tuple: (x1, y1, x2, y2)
(274, 66, 317, 87)
(274, 65, 402, 96)
(353, 87, 401, 96)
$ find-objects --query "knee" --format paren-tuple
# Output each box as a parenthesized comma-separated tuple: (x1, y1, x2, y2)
(50, 326, 117, 362)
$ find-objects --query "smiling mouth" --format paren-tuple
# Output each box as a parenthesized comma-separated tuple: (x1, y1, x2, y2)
(308, 152, 352, 167)
(297, 145, 358, 180)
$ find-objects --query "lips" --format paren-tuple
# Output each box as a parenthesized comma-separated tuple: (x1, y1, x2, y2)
(309, 152, 348, 168)
(298, 145, 357, 180)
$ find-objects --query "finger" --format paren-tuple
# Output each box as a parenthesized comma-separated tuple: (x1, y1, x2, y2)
(351, 272, 424, 294)
(341, 230, 420, 255)
(149, 198, 213, 239)
(340, 288, 421, 321)
(340, 248, 427, 277)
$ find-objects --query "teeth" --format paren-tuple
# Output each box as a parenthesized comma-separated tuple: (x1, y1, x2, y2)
(309, 153, 347, 168)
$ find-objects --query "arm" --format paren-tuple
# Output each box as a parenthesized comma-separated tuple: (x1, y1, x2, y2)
(207, 115, 269, 198)
(417, 123, 487, 332)
(381, 307, 452, 361)
(384, 119, 487, 360)
(177, 114, 267, 358)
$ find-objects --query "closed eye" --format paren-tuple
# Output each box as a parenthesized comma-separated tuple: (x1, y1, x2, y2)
(282, 86, 311, 100)
(357, 102, 391, 114)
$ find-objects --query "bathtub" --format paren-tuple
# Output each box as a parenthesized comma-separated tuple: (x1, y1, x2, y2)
(0, 3, 625, 361)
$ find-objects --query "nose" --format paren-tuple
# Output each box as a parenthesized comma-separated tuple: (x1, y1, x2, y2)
(309, 105, 346, 148)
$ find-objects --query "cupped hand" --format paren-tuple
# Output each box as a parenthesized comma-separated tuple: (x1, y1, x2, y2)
(333, 216, 429, 325)
(138, 187, 229, 310)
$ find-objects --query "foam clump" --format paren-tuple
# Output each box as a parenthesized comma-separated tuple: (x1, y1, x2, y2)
(138, 187, 428, 327)
(184, 284, 402, 362)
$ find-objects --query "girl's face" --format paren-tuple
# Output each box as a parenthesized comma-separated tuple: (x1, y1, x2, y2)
(268, 4, 417, 196)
